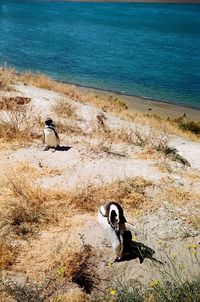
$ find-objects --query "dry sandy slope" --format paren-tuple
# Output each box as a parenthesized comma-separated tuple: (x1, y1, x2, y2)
(1, 84, 200, 301)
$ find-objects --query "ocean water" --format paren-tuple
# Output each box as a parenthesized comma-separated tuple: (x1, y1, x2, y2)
(0, 1, 200, 108)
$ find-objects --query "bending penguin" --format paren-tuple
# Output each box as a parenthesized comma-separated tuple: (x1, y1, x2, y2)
(98, 201, 138, 262)
(43, 118, 60, 151)
(98, 202, 163, 264)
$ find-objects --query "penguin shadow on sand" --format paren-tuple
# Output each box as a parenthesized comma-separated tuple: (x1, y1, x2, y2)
(56, 145, 72, 152)
(114, 230, 163, 265)
(43, 145, 72, 152)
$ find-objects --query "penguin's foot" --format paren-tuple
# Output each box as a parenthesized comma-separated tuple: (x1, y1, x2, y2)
(51, 148, 56, 153)
(113, 256, 121, 263)
(43, 146, 50, 151)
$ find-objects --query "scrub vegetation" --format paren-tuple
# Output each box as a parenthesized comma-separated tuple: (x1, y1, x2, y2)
(0, 67, 199, 302)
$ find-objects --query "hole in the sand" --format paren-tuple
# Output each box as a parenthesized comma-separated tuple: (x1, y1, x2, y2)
(72, 267, 94, 294)
(71, 244, 96, 294)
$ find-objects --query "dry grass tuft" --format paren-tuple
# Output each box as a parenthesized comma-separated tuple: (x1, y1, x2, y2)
(92, 115, 169, 149)
(68, 177, 152, 213)
(2, 172, 57, 235)
(53, 98, 76, 119)
(168, 116, 200, 135)
(0, 236, 16, 270)
(94, 123, 190, 165)
(84, 138, 126, 159)
(142, 113, 200, 141)
(56, 120, 85, 137)
(3, 280, 48, 302)
(182, 171, 200, 183)
(7, 179, 46, 226)
(0, 102, 42, 145)
(159, 178, 200, 206)
(53, 290, 88, 302)
(164, 186, 200, 205)
(0, 96, 31, 110)
(15, 161, 62, 178)
(0, 67, 16, 91)
(1, 174, 151, 236)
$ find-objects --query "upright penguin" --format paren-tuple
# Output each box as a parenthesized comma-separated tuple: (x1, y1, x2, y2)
(43, 118, 60, 151)
(98, 201, 138, 262)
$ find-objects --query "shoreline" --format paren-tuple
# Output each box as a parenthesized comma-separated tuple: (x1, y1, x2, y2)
(57, 79, 200, 121)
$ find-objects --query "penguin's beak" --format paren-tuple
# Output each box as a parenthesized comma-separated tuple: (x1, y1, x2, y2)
(115, 223, 120, 231)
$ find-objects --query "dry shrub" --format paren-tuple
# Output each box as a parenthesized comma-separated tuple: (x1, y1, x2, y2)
(68, 177, 152, 213)
(53, 98, 76, 119)
(2, 174, 151, 227)
(92, 114, 169, 149)
(169, 116, 200, 135)
(85, 138, 126, 159)
(0, 96, 31, 110)
(56, 120, 84, 136)
(159, 179, 200, 206)
(3, 280, 46, 302)
(188, 216, 200, 231)
(1, 169, 81, 234)
(3, 279, 88, 302)
(0, 236, 16, 270)
(141, 113, 200, 142)
(183, 171, 200, 183)
(0, 67, 16, 91)
(53, 290, 88, 302)
(3, 172, 53, 233)
(0, 102, 42, 144)
(93, 124, 136, 146)
(63, 291, 88, 302)
(94, 124, 190, 165)
(15, 162, 62, 178)
(162, 186, 200, 206)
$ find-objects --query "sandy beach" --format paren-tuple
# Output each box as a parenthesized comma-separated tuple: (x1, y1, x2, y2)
(65, 82, 200, 121)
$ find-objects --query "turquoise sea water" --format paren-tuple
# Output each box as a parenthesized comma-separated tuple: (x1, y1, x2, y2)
(0, 1, 200, 108)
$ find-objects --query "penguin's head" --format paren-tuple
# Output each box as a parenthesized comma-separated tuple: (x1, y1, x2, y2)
(109, 203, 126, 231)
(45, 118, 54, 127)
(100, 202, 126, 231)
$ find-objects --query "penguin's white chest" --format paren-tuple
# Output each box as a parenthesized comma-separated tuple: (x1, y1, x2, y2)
(44, 129, 57, 147)
(98, 211, 121, 254)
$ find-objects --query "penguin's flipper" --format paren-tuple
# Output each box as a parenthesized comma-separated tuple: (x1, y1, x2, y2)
(55, 130, 60, 146)
(124, 222, 138, 236)
(42, 131, 45, 144)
